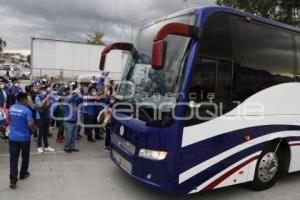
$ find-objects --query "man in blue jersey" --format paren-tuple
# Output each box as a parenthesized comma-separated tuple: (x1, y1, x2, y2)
(63, 86, 81, 153)
(10, 78, 23, 105)
(82, 87, 104, 142)
(0, 77, 10, 108)
(9, 93, 36, 189)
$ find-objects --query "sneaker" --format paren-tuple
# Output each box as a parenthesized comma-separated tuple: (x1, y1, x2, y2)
(104, 147, 111, 152)
(76, 135, 82, 140)
(1, 138, 8, 142)
(64, 149, 72, 153)
(88, 139, 96, 143)
(95, 135, 104, 140)
(20, 172, 30, 180)
(44, 147, 55, 152)
(37, 147, 44, 154)
(9, 182, 17, 189)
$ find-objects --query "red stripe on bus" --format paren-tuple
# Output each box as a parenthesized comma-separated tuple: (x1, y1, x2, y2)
(201, 155, 259, 192)
(289, 143, 300, 147)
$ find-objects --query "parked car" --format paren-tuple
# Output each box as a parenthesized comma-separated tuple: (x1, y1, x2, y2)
(19, 67, 31, 80)
(0, 64, 31, 80)
(0, 64, 16, 78)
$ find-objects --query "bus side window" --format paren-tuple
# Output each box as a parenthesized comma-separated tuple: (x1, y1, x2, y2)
(183, 13, 234, 127)
(189, 58, 217, 103)
(184, 58, 217, 126)
(234, 18, 295, 101)
(296, 36, 300, 79)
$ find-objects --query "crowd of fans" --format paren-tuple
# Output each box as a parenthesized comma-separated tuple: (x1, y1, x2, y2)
(4, 73, 115, 189)
(0, 74, 114, 153)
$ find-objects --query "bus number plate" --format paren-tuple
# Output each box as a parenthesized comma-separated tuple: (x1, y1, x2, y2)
(112, 150, 132, 174)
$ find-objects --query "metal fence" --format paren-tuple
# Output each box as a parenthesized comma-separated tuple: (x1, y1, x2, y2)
(31, 68, 122, 82)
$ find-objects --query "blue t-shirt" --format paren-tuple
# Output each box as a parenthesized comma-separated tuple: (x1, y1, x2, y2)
(81, 96, 96, 116)
(11, 86, 23, 96)
(64, 93, 81, 122)
(0, 108, 8, 126)
(10, 86, 23, 104)
(35, 95, 55, 120)
(81, 96, 106, 116)
(9, 104, 33, 142)
(0, 90, 8, 108)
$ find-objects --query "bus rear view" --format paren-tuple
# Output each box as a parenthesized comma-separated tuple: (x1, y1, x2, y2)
(100, 6, 300, 194)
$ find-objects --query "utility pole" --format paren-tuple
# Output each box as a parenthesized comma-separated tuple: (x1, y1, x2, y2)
(130, 23, 134, 43)
(183, 0, 188, 9)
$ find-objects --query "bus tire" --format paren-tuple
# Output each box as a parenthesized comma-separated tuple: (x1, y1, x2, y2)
(248, 142, 284, 191)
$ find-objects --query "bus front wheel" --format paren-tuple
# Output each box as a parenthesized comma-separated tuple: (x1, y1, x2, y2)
(248, 142, 284, 191)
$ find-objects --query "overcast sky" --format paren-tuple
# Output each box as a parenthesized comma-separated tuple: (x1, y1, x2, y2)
(0, 0, 215, 50)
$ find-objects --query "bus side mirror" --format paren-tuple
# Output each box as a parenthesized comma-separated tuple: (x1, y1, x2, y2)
(100, 42, 135, 71)
(152, 40, 167, 70)
(151, 23, 201, 70)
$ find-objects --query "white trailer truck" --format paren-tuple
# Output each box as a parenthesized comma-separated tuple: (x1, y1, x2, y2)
(31, 38, 126, 82)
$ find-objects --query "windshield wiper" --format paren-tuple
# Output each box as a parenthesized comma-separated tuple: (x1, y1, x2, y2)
(114, 94, 169, 126)
(138, 105, 154, 125)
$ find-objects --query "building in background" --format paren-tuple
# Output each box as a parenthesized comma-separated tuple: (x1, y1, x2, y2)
(0, 49, 31, 67)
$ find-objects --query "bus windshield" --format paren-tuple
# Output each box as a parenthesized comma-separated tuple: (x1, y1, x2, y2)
(117, 15, 196, 121)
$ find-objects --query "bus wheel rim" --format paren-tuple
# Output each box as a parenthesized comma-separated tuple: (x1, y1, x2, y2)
(258, 152, 279, 183)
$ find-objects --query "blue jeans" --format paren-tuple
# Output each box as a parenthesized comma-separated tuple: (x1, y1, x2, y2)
(9, 140, 30, 184)
(63, 122, 77, 150)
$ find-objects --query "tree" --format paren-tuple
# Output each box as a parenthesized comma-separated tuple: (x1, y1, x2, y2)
(86, 29, 105, 45)
(27, 55, 31, 64)
(216, 0, 300, 27)
(0, 37, 6, 54)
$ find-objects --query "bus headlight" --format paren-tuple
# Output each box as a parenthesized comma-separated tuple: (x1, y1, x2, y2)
(138, 149, 168, 160)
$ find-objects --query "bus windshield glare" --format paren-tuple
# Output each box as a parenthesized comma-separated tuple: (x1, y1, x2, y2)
(117, 15, 196, 124)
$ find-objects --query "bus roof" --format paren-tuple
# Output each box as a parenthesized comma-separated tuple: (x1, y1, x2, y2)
(143, 6, 300, 34)
(196, 6, 300, 33)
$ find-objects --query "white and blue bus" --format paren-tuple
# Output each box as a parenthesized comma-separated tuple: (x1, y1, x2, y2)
(100, 6, 300, 194)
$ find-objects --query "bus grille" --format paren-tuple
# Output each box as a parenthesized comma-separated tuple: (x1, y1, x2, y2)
(111, 133, 136, 156)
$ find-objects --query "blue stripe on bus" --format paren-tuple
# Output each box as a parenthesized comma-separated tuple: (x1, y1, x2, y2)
(179, 125, 300, 174)
(178, 142, 267, 194)
(287, 136, 300, 142)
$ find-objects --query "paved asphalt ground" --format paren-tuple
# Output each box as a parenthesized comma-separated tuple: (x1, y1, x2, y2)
(0, 128, 300, 200)
(0, 81, 299, 200)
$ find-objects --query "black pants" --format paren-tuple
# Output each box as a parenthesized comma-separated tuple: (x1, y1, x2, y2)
(77, 125, 81, 136)
(84, 114, 100, 140)
(56, 120, 64, 138)
(50, 119, 55, 127)
(105, 126, 111, 147)
(32, 113, 38, 138)
(37, 118, 50, 148)
(9, 140, 30, 184)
